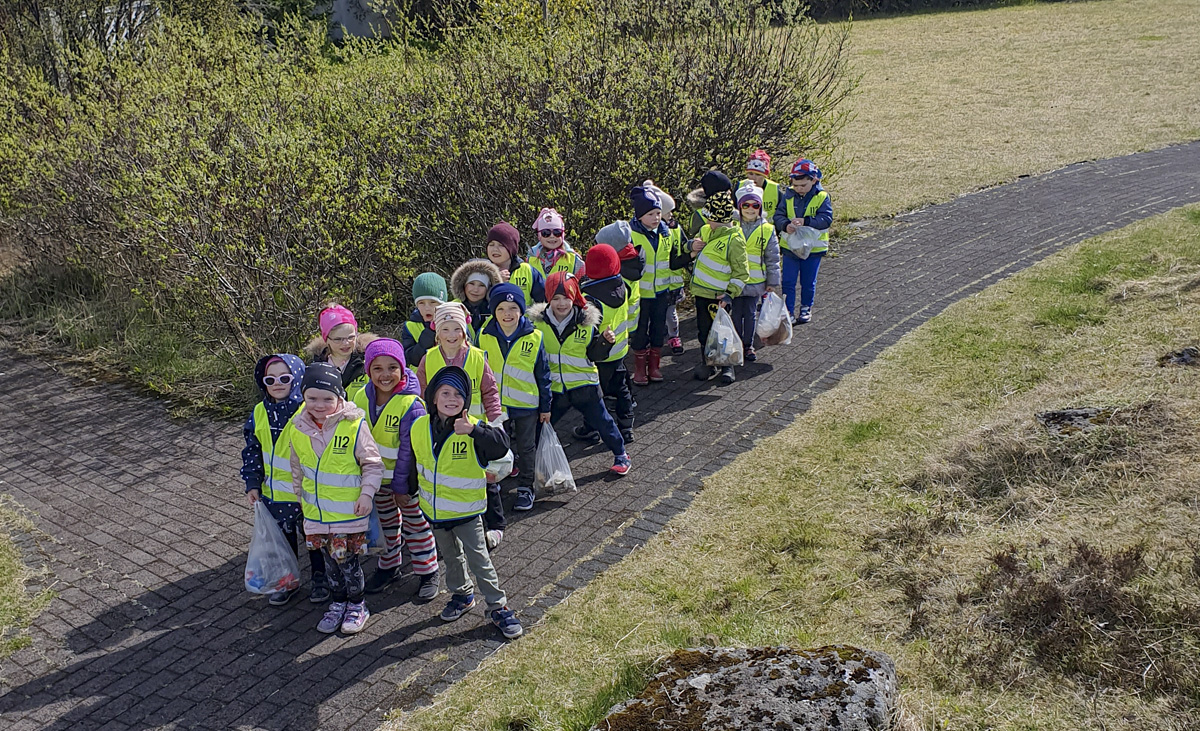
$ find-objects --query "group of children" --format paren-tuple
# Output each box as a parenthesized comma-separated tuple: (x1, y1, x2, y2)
(240, 152, 832, 640)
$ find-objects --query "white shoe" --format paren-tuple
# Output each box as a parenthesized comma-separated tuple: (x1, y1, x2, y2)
(486, 529, 504, 551)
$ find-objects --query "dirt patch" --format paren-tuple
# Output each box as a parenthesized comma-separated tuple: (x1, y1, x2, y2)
(1158, 346, 1200, 367)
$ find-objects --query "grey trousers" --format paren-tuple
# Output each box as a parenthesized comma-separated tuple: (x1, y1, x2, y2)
(433, 515, 507, 611)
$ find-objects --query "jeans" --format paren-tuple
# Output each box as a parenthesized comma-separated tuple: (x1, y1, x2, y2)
(433, 516, 507, 611)
(781, 249, 825, 315)
(731, 295, 760, 349)
(630, 294, 669, 350)
(550, 384, 625, 456)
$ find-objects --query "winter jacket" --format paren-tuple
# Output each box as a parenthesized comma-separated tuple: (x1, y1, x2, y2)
(528, 302, 614, 365)
(478, 315, 553, 415)
(616, 238, 647, 285)
(415, 344, 503, 422)
(400, 309, 438, 368)
(735, 209, 782, 299)
(451, 259, 503, 342)
(241, 353, 306, 495)
(497, 254, 546, 303)
(772, 183, 833, 235)
(288, 399, 384, 535)
(361, 368, 425, 496)
(302, 332, 379, 399)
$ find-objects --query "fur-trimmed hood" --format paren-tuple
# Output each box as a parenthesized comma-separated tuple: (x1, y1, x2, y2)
(450, 258, 503, 303)
(686, 188, 707, 212)
(301, 331, 379, 361)
(527, 301, 602, 330)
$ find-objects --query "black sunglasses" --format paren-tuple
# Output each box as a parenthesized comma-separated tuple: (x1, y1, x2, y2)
(539, 228, 564, 237)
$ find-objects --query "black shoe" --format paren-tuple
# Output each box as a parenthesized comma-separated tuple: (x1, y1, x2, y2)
(573, 425, 600, 441)
(309, 573, 331, 604)
(621, 430, 635, 444)
(364, 567, 397, 595)
(694, 363, 717, 381)
(744, 347, 757, 363)
(719, 366, 735, 385)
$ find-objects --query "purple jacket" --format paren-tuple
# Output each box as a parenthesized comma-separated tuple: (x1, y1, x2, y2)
(362, 367, 426, 495)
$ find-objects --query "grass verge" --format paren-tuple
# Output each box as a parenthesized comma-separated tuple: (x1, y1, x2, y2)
(0, 498, 54, 658)
(387, 206, 1200, 730)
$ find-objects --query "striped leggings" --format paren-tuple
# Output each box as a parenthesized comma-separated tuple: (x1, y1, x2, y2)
(374, 490, 438, 575)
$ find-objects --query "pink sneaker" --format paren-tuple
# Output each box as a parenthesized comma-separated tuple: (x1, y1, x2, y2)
(610, 453, 632, 476)
(668, 336, 684, 355)
(340, 601, 370, 634)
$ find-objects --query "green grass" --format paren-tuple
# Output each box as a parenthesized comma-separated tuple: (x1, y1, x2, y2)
(388, 206, 1200, 730)
(0, 498, 54, 658)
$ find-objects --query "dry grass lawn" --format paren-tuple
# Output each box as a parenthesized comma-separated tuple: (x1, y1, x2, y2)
(837, 0, 1200, 219)
(0, 498, 53, 658)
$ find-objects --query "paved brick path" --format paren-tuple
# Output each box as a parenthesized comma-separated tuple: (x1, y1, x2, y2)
(2, 142, 1199, 731)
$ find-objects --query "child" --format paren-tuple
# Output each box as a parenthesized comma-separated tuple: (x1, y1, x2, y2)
(643, 182, 687, 356)
(352, 338, 440, 600)
(241, 354, 327, 605)
(733, 180, 781, 362)
(401, 272, 448, 368)
(288, 363, 384, 634)
(529, 208, 584, 279)
(626, 183, 675, 385)
(530, 272, 631, 475)
(415, 302, 508, 549)
(579, 242, 635, 445)
(409, 365, 523, 640)
(450, 258, 503, 344)
(485, 221, 545, 305)
(772, 158, 833, 325)
(477, 284, 553, 512)
(744, 150, 782, 223)
(303, 303, 377, 403)
(671, 187, 749, 385)
(683, 170, 733, 239)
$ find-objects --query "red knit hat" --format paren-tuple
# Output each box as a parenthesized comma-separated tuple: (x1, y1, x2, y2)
(545, 272, 587, 308)
(584, 244, 621, 280)
(746, 149, 771, 175)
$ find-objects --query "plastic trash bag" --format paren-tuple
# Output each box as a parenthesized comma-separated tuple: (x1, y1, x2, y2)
(486, 450, 515, 481)
(534, 423, 576, 495)
(365, 507, 385, 554)
(756, 291, 793, 346)
(784, 226, 823, 260)
(245, 501, 301, 594)
(705, 307, 744, 367)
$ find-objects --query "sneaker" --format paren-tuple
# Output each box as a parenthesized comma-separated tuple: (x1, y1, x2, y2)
(572, 425, 600, 442)
(416, 570, 440, 602)
(491, 607, 524, 640)
(668, 336, 684, 355)
(440, 593, 476, 622)
(510, 465, 520, 479)
(610, 453, 632, 476)
(309, 574, 331, 604)
(798, 306, 812, 324)
(744, 346, 757, 363)
(268, 589, 295, 606)
(693, 363, 717, 381)
(364, 566, 397, 595)
(720, 366, 735, 385)
(486, 529, 504, 551)
(341, 601, 370, 634)
(317, 601, 346, 633)
(621, 430, 635, 445)
(513, 488, 535, 512)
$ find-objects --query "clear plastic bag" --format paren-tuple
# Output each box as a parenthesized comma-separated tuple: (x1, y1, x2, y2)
(784, 226, 822, 260)
(756, 291, 793, 346)
(705, 307, 744, 366)
(534, 423, 576, 495)
(245, 501, 301, 594)
(365, 506, 385, 555)
(486, 450, 515, 481)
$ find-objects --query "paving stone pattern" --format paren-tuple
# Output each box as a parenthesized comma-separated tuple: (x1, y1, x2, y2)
(2, 142, 1199, 730)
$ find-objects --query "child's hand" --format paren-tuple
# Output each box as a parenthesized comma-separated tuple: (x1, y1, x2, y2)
(454, 410, 474, 435)
(247, 489, 261, 506)
(602, 327, 616, 344)
(539, 412, 551, 424)
(500, 269, 510, 282)
(690, 238, 705, 253)
(785, 223, 797, 234)
(353, 495, 372, 516)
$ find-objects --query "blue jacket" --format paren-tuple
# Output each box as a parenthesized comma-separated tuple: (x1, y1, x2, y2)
(361, 368, 426, 495)
(241, 353, 306, 494)
(479, 315, 553, 415)
(773, 183, 833, 235)
(500, 254, 547, 303)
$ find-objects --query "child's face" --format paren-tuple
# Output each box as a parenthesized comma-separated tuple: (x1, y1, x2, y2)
(434, 385, 464, 418)
(537, 227, 564, 251)
(740, 201, 762, 219)
(437, 323, 465, 350)
(465, 280, 488, 302)
(369, 355, 403, 394)
(416, 299, 440, 322)
(262, 360, 293, 401)
(495, 302, 521, 329)
(486, 241, 510, 266)
(638, 210, 662, 229)
(662, 210, 676, 226)
(304, 389, 340, 420)
(790, 175, 816, 195)
(550, 294, 573, 319)
(325, 323, 357, 358)
(746, 171, 767, 188)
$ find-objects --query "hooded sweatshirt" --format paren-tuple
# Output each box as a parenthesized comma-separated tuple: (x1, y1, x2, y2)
(241, 353, 306, 495)
(361, 368, 425, 495)
(288, 398, 384, 535)
(478, 314, 553, 415)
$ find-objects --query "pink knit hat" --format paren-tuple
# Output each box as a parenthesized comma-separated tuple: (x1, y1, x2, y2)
(318, 304, 358, 340)
(532, 207, 565, 232)
(433, 302, 471, 336)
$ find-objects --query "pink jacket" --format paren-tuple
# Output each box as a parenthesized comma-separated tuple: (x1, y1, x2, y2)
(416, 343, 502, 422)
(289, 400, 384, 536)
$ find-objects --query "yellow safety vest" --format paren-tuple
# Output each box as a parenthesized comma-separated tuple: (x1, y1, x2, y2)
(478, 328, 544, 414)
(692, 225, 741, 295)
(424, 346, 487, 418)
(535, 318, 600, 393)
(744, 221, 774, 286)
(412, 414, 488, 522)
(351, 390, 418, 487)
(531, 249, 578, 279)
(292, 417, 365, 525)
(404, 320, 426, 343)
(508, 261, 537, 304)
(595, 287, 631, 363)
(762, 179, 781, 223)
(783, 190, 830, 254)
(634, 229, 674, 299)
(252, 402, 303, 504)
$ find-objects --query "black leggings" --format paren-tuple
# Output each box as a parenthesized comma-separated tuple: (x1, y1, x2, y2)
(323, 552, 364, 603)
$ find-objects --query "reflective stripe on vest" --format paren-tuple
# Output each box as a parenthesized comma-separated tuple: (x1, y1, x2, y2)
(668, 227, 686, 289)
(597, 288, 631, 363)
(508, 262, 537, 304)
(351, 390, 418, 485)
(252, 402, 302, 503)
(412, 414, 488, 521)
(292, 418, 364, 524)
(534, 320, 600, 393)
(531, 250, 577, 278)
(784, 191, 830, 253)
(423, 346, 487, 417)
(633, 230, 674, 298)
(478, 329, 543, 412)
(693, 226, 737, 294)
(744, 221, 773, 285)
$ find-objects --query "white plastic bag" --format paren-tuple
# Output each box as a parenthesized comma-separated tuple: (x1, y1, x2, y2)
(486, 450, 514, 481)
(534, 423, 576, 495)
(244, 501, 301, 594)
(784, 226, 822, 259)
(705, 307, 744, 367)
(756, 291, 793, 346)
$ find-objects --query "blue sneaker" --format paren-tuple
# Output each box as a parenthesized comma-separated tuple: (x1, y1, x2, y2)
(440, 593, 476, 622)
(491, 607, 524, 640)
(610, 453, 632, 476)
(513, 488, 535, 512)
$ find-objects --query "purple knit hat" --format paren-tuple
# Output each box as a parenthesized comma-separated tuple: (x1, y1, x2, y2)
(364, 337, 406, 371)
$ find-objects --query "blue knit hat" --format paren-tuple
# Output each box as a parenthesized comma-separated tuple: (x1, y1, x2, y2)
(629, 185, 662, 219)
(488, 283, 526, 315)
(426, 365, 472, 413)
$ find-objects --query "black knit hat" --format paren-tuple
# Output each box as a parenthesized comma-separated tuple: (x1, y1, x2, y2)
(301, 362, 346, 399)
